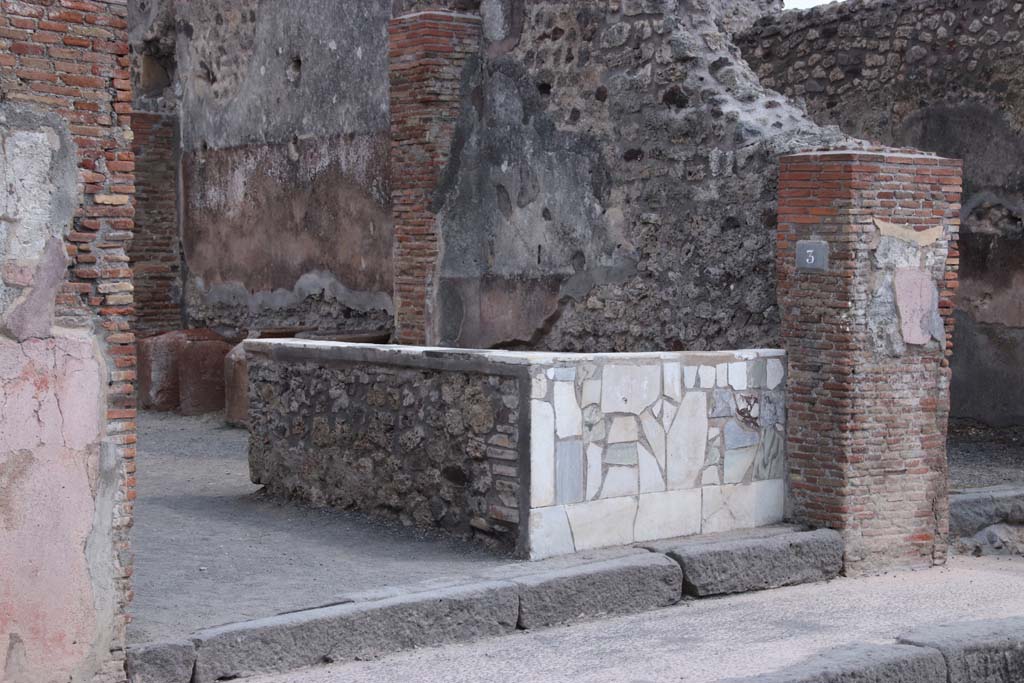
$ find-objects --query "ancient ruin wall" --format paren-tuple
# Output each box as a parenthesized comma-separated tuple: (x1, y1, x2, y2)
(1, 0, 137, 675)
(738, 0, 1024, 426)
(423, 0, 846, 353)
(247, 342, 526, 551)
(130, 111, 181, 337)
(172, 0, 395, 336)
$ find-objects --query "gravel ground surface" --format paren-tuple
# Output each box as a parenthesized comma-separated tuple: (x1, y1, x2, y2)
(129, 412, 514, 644)
(249, 556, 1024, 683)
(948, 419, 1024, 490)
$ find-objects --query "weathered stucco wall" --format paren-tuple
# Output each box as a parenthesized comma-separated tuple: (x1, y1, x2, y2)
(173, 0, 395, 336)
(428, 0, 844, 352)
(0, 106, 120, 683)
(738, 0, 1024, 425)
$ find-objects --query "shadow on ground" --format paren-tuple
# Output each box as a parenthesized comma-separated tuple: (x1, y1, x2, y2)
(129, 412, 516, 644)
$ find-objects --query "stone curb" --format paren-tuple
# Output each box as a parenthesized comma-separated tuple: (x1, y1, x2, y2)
(514, 552, 682, 629)
(647, 528, 844, 597)
(720, 616, 1024, 682)
(126, 529, 836, 683)
(950, 486, 1024, 538)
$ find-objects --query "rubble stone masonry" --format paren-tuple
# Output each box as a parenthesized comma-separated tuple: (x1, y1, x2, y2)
(777, 149, 962, 573)
(738, 0, 1024, 427)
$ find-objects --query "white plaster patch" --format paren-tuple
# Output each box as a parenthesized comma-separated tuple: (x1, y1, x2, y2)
(586, 443, 603, 500)
(724, 446, 757, 484)
(640, 410, 666, 464)
(682, 365, 697, 390)
(553, 381, 582, 438)
(531, 371, 549, 399)
(666, 392, 708, 490)
(638, 443, 666, 494)
(701, 484, 754, 534)
(634, 489, 701, 542)
(608, 415, 639, 443)
(766, 358, 785, 390)
(530, 400, 555, 507)
(566, 497, 637, 551)
(528, 505, 575, 560)
(751, 479, 786, 527)
(601, 466, 639, 499)
(601, 364, 661, 414)
(728, 362, 748, 391)
(698, 365, 716, 389)
(664, 362, 683, 400)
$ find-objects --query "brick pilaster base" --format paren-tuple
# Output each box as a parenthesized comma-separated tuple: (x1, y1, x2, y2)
(777, 149, 962, 573)
(388, 10, 481, 345)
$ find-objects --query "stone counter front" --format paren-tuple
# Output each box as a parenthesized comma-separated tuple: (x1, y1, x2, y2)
(245, 341, 787, 559)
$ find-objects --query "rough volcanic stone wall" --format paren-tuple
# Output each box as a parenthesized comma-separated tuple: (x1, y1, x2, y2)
(738, 0, 1024, 426)
(169, 0, 395, 337)
(425, 0, 845, 352)
(0, 0, 137, 678)
(777, 149, 962, 573)
(247, 344, 526, 551)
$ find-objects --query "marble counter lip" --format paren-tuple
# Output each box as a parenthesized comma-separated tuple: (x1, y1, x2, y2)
(244, 338, 786, 368)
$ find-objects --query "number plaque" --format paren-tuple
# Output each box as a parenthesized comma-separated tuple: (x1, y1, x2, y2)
(796, 240, 828, 273)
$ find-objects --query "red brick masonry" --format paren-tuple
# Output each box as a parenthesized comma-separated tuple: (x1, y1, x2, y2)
(388, 10, 481, 344)
(131, 110, 181, 338)
(777, 149, 963, 573)
(1, 1, 136, 677)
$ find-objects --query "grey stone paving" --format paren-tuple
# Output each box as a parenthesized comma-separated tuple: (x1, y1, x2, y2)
(129, 412, 513, 644)
(247, 556, 1024, 683)
(948, 419, 1024, 490)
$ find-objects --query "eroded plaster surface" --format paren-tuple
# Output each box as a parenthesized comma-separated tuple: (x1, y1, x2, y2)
(0, 104, 115, 683)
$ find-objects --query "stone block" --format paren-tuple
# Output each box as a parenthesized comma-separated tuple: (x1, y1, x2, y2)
(719, 643, 946, 683)
(514, 553, 682, 629)
(191, 581, 519, 682)
(224, 342, 248, 427)
(654, 528, 843, 597)
(178, 339, 231, 416)
(565, 496, 637, 551)
(949, 487, 1024, 538)
(126, 640, 197, 683)
(138, 329, 223, 411)
(898, 617, 1024, 683)
(528, 505, 575, 559)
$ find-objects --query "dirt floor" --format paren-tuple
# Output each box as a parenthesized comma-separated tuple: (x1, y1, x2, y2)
(129, 412, 515, 644)
(948, 419, 1024, 490)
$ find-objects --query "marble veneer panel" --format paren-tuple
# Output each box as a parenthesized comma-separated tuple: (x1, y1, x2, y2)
(527, 350, 787, 560)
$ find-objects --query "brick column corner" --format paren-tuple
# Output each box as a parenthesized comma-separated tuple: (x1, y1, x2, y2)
(777, 148, 963, 574)
(388, 9, 481, 345)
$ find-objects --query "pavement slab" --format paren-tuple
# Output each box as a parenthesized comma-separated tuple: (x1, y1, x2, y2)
(246, 556, 1024, 683)
(129, 412, 515, 643)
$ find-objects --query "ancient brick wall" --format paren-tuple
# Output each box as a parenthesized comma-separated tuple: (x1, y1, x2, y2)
(388, 10, 482, 344)
(414, 0, 845, 352)
(777, 149, 962, 573)
(738, 0, 1024, 426)
(130, 110, 180, 338)
(0, 1, 136, 680)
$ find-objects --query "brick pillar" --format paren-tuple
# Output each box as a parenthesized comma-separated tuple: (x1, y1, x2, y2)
(131, 111, 182, 337)
(777, 149, 962, 573)
(388, 10, 481, 345)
